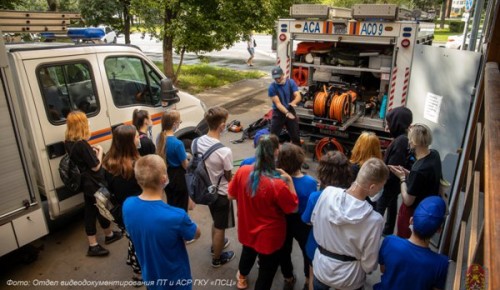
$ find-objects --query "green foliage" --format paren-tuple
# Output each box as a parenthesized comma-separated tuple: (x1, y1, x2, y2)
(79, 0, 122, 29)
(153, 62, 265, 94)
(132, 0, 320, 80)
(449, 21, 465, 32)
(433, 28, 455, 42)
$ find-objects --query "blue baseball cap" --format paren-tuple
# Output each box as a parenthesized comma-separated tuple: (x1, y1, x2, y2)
(271, 66, 283, 79)
(413, 196, 446, 237)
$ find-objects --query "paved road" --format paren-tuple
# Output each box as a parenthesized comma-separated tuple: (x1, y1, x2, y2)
(119, 33, 277, 73)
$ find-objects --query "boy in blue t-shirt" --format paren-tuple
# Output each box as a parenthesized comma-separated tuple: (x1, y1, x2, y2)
(375, 196, 449, 290)
(123, 155, 201, 290)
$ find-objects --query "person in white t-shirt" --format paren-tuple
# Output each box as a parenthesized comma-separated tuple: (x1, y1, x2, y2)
(192, 106, 235, 268)
(311, 158, 389, 290)
(246, 32, 255, 66)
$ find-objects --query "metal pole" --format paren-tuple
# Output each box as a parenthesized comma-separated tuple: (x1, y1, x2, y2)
(469, 0, 485, 51)
(461, 13, 471, 50)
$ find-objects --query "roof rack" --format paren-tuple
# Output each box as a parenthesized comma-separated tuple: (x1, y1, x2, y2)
(0, 10, 81, 33)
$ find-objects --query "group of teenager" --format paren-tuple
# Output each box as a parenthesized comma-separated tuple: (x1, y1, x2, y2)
(61, 65, 449, 290)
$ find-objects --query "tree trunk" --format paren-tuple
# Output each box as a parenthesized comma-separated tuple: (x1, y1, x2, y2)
(174, 47, 186, 85)
(440, 0, 447, 28)
(446, 0, 453, 18)
(163, 7, 175, 80)
(123, 2, 131, 44)
(47, 0, 58, 11)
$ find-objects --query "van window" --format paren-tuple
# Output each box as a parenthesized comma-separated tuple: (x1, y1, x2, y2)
(104, 57, 162, 107)
(38, 63, 99, 124)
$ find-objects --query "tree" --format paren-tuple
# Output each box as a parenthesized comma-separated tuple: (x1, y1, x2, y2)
(132, 0, 318, 82)
(79, 0, 133, 44)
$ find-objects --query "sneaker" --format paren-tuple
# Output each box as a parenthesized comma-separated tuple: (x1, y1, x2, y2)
(236, 271, 248, 289)
(211, 237, 230, 255)
(211, 251, 235, 268)
(87, 244, 109, 256)
(104, 230, 123, 245)
(283, 275, 296, 290)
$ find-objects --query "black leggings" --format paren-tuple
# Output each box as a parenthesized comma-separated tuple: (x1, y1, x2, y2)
(239, 245, 284, 290)
(280, 213, 311, 278)
(375, 191, 399, 235)
(83, 191, 111, 236)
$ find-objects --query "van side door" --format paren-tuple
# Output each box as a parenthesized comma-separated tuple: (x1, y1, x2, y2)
(23, 57, 112, 219)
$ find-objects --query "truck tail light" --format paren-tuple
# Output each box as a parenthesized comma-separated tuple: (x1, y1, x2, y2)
(279, 34, 287, 41)
(401, 39, 410, 48)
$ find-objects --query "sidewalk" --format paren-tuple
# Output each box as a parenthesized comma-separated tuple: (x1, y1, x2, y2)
(195, 76, 272, 109)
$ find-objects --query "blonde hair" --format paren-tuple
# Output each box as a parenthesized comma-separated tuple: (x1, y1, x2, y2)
(408, 123, 432, 147)
(156, 110, 181, 161)
(134, 155, 167, 190)
(356, 157, 389, 186)
(350, 131, 382, 166)
(65, 111, 90, 141)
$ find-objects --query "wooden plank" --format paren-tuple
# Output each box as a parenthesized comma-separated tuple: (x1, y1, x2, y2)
(467, 171, 480, 266)
(0, 26, 68, 33)
(450, 161, 473, 260)
(0, 19, 70, 26)
(0, 10, 80, 20)
(484, 62, 500, 290)
(453, 221, 467, 290)
(472, 223, 484, 265)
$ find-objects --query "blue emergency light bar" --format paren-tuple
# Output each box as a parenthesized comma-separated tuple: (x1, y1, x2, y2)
(40, 28, 105, 41)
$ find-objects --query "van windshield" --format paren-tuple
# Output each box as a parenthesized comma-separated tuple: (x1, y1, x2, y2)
(104, 56, 162, 107)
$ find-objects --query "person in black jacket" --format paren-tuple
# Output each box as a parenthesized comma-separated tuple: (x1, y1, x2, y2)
(64, 111, 122, 257)
(375, 107, 413, 235)
(103, 124, 143, 281)
(132, 109, 156, 156)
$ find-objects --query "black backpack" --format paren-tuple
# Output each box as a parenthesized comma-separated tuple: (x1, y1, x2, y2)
(185, 138, 225, 205)
(58, 142, 81, 192)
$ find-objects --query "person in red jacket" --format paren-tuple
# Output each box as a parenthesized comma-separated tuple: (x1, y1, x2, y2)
(229, 134, 298, 289)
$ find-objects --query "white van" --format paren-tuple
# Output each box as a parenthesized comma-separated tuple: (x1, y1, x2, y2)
(0, 39, 207, 256)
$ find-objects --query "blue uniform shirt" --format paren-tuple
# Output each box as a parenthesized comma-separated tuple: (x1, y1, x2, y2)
(268, 79, 299, 110)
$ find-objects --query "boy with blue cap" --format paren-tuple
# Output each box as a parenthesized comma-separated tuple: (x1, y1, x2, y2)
(375, 196, 449, 290)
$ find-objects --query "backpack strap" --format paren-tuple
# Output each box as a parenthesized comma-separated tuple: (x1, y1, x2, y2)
(202, 142, 226, 188)
(192, 137, 200, 154)
(202, 142, 225, 161)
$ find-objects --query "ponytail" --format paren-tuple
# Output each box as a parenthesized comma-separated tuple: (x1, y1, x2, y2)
(156, 130, 168, 165)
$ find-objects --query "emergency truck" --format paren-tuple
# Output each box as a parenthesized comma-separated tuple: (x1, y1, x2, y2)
(0, 11, 207, 257)
(275, 4, 437, 153)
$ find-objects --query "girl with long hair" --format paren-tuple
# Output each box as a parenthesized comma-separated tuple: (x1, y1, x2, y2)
(228, 135, 298, 290)
(301, 151, 353, 290)
(64, 111, 122, 257)
(102, 124, 143, 281)
(156, 110, 191, 211)
(132, 109, 156, 156)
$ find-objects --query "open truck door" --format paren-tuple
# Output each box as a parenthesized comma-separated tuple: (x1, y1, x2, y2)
(407, 45, 482, 194)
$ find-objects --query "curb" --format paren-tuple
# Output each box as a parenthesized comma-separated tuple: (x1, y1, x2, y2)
(219, 85, 268, 109)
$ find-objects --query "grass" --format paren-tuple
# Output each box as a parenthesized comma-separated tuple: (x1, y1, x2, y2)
(154, 62, 266, 94)
(434, 28, 455, 43)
